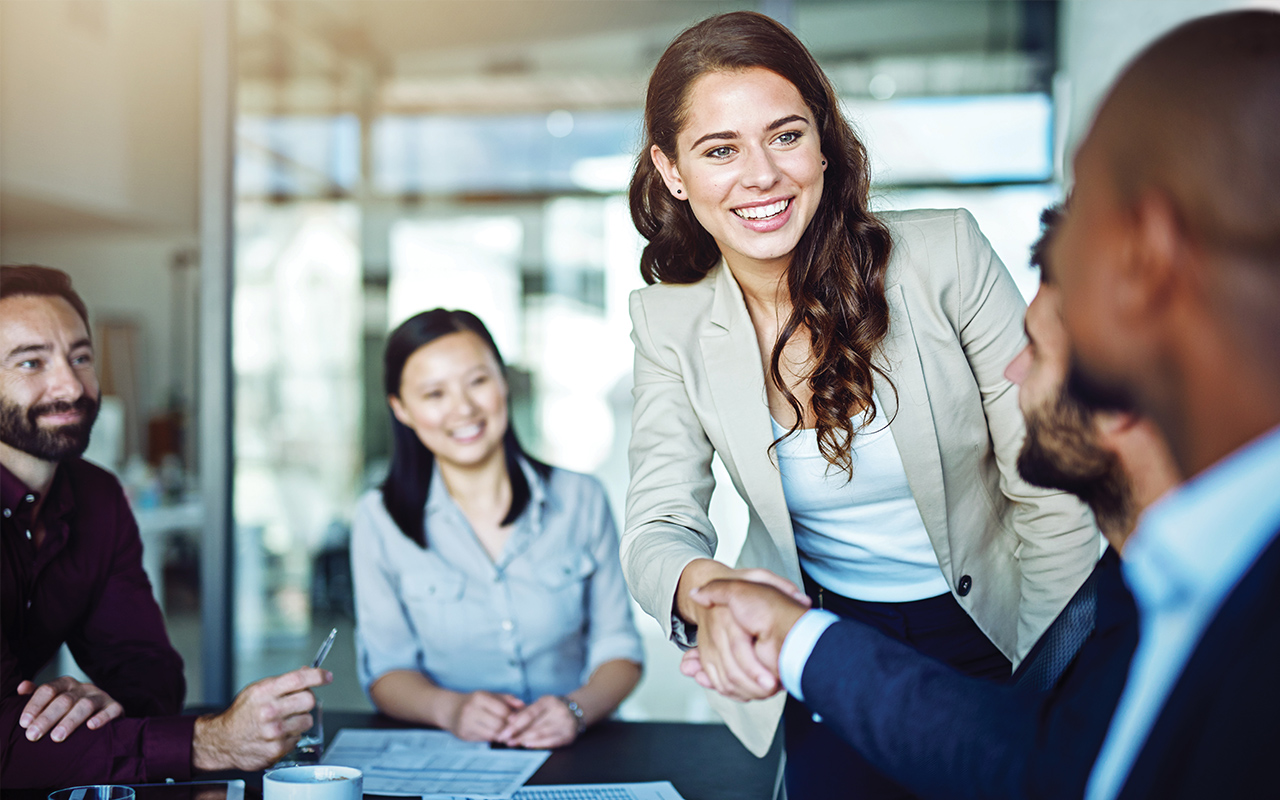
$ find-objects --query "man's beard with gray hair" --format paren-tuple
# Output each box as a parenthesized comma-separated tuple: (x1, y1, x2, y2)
(1017, 386, 1133, 535)
(0, 395, 99, 462)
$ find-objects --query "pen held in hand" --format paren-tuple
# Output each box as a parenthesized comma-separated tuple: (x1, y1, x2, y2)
(312, 627, 338, 670)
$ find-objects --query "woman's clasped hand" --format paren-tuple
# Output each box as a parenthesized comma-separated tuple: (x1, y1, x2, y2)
(674, 561, 810, 701)
(440, 691, 579, 749)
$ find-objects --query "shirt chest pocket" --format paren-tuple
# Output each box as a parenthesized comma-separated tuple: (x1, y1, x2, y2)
(399, 556, 468, 647)
(520, 550, 595, 642)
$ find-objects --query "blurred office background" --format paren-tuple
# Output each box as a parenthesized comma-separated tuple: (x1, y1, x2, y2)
(2, 0, 1270, 719)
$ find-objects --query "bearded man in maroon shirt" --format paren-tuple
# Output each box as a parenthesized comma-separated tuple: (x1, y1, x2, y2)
(0, 264, 332, 789)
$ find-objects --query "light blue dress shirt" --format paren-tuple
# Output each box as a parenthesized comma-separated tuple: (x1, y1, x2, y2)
(351, 459, 644, 704)
(779, 608, 839, 703)
(1085, 424, 1280, 800)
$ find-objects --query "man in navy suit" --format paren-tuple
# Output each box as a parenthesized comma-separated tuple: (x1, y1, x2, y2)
(1048, 10, 1280, 799)
(688, 206, 1177, 799)
(695, 10, 1280, 799)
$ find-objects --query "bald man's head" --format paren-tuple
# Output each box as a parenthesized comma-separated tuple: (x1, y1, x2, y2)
(1096, 11, 1280, 270)
(1053, 10, 1280, 477)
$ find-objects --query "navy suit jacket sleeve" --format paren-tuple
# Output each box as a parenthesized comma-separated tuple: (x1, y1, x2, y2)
(800, 551, 1137, 800)
(801, 620, 1036, 800)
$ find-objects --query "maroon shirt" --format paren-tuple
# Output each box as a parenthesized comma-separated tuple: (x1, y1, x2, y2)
(1, 459, 195, 788)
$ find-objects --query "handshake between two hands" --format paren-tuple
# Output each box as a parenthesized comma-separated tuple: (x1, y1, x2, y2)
(678, 570, 813, 703)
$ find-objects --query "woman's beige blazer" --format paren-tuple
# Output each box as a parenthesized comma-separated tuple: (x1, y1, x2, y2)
(622, 208, 1100, 756)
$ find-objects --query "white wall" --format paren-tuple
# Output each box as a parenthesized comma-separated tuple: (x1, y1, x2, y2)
(1058, 0, 1280, 163)
(0, 0, 201, 230)
(1, 0, 203, 452)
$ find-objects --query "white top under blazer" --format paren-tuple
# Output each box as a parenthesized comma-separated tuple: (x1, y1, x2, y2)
(770, 404, 951, 603)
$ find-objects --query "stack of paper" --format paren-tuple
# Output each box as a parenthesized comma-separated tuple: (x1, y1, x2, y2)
(320, 730, 685, 800)
(322, 729, 547, 799)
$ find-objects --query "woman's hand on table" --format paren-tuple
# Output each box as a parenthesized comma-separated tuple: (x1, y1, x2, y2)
(676, 561, 809, 702)
(445, 690, 525, 742)
(495, 695, 579, 749)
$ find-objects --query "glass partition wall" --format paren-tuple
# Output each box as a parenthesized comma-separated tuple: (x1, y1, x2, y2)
(230, 0, 1062, 718)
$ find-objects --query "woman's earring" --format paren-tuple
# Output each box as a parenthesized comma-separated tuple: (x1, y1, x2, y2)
(676, 189, 682, 194)
(821, 160, 827, 166)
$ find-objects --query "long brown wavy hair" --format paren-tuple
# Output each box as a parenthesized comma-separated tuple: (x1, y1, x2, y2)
(629, 11, 895, 476)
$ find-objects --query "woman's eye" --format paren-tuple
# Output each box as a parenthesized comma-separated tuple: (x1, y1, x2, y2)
(705, 145, 734, 159)
(471, 375, 488, 386)
(774, 131, 801, 146)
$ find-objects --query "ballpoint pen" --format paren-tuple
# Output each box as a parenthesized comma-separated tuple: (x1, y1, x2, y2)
(312, 627, 338, 669)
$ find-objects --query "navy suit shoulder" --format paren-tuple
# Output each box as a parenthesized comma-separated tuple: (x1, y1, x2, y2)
(802, 548, 1137, 800)
(1117, 527, 1280, 799)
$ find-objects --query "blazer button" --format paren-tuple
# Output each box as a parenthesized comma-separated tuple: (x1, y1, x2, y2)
(957, 575, 973, 596)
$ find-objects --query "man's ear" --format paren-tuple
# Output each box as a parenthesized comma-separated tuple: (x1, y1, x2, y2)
(1093, 409, 1140, 439)
(650, 144, 686, 201)
(1129, 188, 1185, 313)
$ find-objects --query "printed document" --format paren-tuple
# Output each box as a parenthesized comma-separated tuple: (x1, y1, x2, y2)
(322, 729, 549, 799)
(499, 783, 686, 800)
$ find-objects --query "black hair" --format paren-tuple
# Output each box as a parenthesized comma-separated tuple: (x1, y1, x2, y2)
(381, 308, 550, 548)
(1, 264, 91, 329)
(1030, 204, 1064, 283)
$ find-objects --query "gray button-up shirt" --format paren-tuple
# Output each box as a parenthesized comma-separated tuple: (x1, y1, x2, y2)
(352, 460, 643, 703)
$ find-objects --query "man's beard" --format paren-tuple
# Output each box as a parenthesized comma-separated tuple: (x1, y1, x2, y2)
(0, 395, 100, 462)
(1018, 387, 1133, 535)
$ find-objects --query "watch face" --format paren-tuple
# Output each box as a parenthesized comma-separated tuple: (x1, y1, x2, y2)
(560, 697, 586, 731)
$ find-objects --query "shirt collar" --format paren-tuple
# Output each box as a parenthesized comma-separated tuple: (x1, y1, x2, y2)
(1124, 423, 1280, 610)
(424, 454, 550, 521)
(1, 463, 35, 514)
(2, 462, 75, 519)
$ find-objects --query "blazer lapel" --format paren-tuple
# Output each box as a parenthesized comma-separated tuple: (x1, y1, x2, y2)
(699, 265, 798, 563)
(877, 282, 952, 572)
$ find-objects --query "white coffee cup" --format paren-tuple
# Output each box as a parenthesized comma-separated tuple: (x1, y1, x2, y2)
(264, 765, 363, 800)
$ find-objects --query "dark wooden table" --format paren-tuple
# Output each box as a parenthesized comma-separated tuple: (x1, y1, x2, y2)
(11, 712, 781, 800)
(324, 710, 783, 800)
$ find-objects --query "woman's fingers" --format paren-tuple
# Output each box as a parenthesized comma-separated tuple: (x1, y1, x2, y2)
(679, 647, 703, 678)
(737, 568, 811, 605)
(456, 692, 518, 741)
(496, 700, 546, 742)
(701, 605, 780, 700)
(511, 701, 577, 749)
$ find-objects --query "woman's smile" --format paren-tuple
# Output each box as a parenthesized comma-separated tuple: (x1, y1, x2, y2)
(732, 197, 794, 230)
(449, 421, 485, 443)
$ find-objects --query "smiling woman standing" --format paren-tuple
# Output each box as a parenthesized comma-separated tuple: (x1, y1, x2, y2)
(622, 12, 1098, 798)
(351, 309, 642, 749)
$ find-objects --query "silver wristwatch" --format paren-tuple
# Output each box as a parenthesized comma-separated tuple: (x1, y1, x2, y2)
(559, 696, 587, 733)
